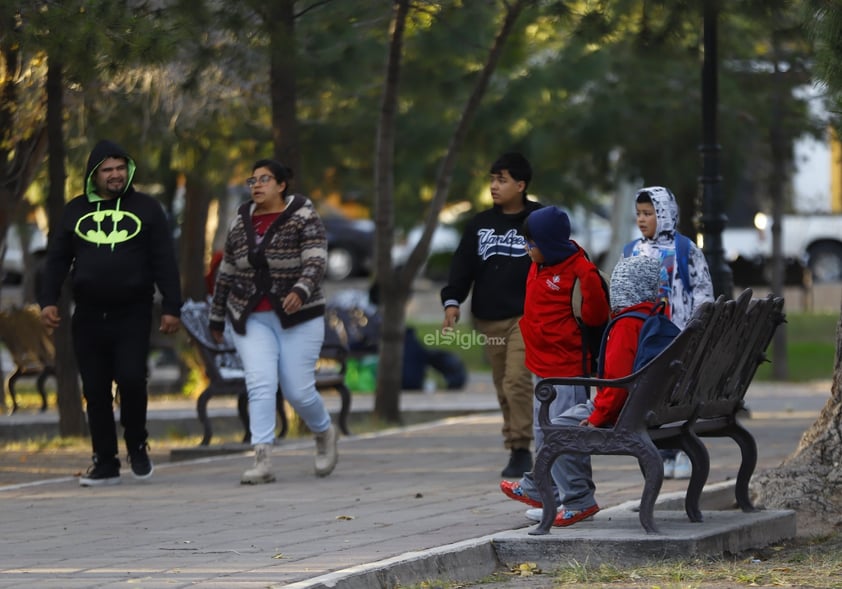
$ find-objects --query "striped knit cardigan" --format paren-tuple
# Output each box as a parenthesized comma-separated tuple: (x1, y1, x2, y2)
(209, 195, 327, 334)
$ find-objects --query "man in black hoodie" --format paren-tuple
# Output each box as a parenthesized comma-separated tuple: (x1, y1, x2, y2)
(441, 152, 542, 477)
(39, 140, 182, 487)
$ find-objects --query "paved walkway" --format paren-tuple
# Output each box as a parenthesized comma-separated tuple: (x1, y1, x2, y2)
(0, 376, 831, 588)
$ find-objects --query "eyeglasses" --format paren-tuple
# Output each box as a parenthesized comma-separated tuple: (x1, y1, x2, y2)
(524, 241, 536, 251)
(246, 174, 275, 188)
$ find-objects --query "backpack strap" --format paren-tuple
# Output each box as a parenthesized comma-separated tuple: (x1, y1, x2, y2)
(570, 249, 596, 376)
(674, 233, 692, 292)
(595, 310, 648, 378)
(571, 276, 589, 378)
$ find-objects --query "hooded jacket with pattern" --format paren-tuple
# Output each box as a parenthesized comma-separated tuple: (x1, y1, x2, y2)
(38, 140, 182, 317)
(440, 200, 542, 321)
(623, 186, 714, 329)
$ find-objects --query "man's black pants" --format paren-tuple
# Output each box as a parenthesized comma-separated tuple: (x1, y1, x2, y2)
(72, 306, 152, 460)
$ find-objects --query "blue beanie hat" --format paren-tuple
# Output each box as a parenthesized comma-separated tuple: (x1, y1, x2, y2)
(527, 206, 577, 265)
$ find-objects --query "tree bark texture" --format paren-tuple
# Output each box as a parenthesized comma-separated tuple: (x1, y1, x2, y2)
(751, 304, 842, 531)
(372, 0, 410, 423)
(268, 0, 301, 183)
(179, 175, 212, 302)
(46, 56, 87, 437)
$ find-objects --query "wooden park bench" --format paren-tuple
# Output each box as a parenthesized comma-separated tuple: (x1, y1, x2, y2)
(529, 289, 785, 535)
(0, 305, 56, 414)
(180, 299, 352, 445)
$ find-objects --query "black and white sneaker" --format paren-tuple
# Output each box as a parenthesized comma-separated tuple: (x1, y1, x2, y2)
(128, 443, 154, 480)
(79, 456, 121, 487)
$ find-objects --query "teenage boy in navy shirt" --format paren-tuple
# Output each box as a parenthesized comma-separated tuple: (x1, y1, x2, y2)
(441, 152, 541, 477)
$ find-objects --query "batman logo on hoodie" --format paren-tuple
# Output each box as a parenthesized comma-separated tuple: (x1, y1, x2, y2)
(75, 209, 143, 246)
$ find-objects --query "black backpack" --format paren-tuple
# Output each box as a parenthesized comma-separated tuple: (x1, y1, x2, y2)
(597, 302, 680, 377)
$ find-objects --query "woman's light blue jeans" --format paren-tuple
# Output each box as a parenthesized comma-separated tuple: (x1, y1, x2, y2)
(232, 312, 331, 445)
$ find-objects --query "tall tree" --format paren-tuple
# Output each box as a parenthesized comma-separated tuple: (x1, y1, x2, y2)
(44, 56, 85, 435)
(372, 0, 534, 422)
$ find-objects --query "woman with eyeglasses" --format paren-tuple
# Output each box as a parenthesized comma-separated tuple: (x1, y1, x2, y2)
(209, 159, 338, 484)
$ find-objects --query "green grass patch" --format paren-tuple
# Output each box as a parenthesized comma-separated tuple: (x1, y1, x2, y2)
(755, 341, 835, 382)
(753, 312, 837, 382)
(409, 310, 839, 383)
(3, 311, 837, 412)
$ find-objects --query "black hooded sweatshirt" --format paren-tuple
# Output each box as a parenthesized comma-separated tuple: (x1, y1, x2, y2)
(38, 140, 182, 317)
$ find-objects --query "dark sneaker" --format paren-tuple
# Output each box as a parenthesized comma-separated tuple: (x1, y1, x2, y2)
(79, 456, 121, 487)
(128, 443, 154, 480)
(501, 448, 532, 478)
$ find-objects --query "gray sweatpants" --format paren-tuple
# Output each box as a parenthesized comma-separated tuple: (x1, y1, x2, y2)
(518, 382, 595, 511)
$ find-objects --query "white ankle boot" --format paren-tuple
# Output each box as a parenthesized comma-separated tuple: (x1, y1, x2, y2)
(314, 424, 338, 477)
(241, 443, 276, 484)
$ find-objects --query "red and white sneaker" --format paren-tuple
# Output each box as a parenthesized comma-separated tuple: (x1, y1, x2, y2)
(553, 504, 600, 527)
(500, 480, 542, 508)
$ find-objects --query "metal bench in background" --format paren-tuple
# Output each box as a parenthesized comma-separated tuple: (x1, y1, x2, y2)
(180, 299, 352, 445)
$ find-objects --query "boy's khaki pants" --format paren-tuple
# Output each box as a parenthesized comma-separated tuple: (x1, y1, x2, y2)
(473, 316, 533, 452)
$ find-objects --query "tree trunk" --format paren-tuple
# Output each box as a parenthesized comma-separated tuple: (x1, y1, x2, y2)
(751, 304, 842, 532)
(179, 174, 212, 302)
(46, 57, 86, 437)
(371, 0, 411, 423)
(374, 280, 412, 422)
(267, 0, 301, 184)
(768, 38, 788, 380)
(372, 0, 532, 423)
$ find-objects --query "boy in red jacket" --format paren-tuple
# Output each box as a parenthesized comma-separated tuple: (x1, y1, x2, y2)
(502, 254, 662, 526)
(500, 206, 610, 521)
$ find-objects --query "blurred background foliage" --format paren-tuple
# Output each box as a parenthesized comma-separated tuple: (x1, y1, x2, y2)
(0, 0, 832, 296)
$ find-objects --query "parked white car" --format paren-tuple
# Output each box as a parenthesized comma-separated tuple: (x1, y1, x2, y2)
(720, 212, 842, 283)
